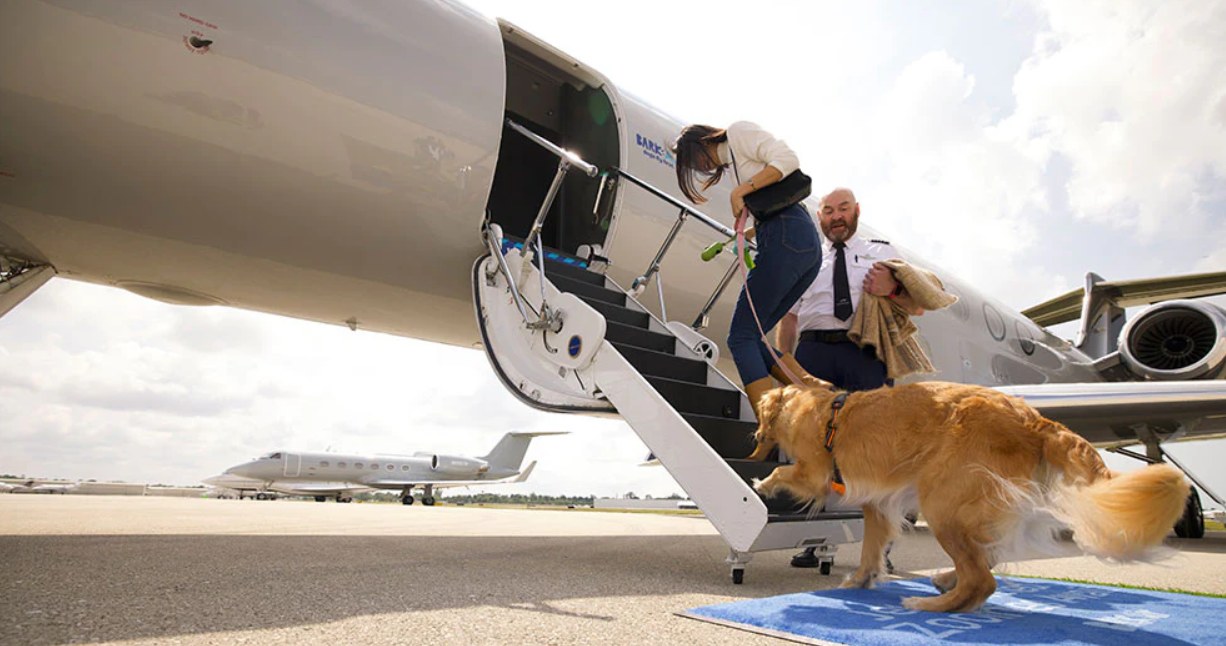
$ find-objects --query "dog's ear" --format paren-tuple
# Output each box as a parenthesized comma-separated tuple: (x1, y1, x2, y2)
(756, 387, 786, 437)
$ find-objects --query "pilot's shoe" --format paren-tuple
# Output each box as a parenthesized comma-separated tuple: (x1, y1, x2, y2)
(790, 547, 819, 568)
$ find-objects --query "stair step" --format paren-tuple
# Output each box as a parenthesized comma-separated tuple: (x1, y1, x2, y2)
(544, 258, 606, 287)
(767, 510, 865, 523)
(549, 274, 626, 306)
(725, 459, 867, 519)
(645, 376, 740, 419)
(725, 459, 813, 515)
(606, 321, 674, 354)
(578, 297, 650, 329)
(614, 344, 707, 383)
(683, 414, 757, 459)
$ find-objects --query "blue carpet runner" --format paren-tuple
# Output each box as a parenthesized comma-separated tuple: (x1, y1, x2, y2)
(683, 576, 1223, 645)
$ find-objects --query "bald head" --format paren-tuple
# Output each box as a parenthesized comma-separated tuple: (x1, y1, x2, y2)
(820, 188, 857, 210)
(818, 187, 859, 243)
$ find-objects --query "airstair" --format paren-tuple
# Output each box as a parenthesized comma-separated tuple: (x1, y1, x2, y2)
(473, 120, 863, 583)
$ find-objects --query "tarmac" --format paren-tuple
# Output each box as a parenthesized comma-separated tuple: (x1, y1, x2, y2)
(1, 495, 1223, 645)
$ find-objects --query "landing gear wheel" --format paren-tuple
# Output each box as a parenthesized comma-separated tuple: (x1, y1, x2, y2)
(255, 493, 268, 501)
(732, 568, 744, 585)
(1175, 488, 1205, 539)
(423, 496, 436, 506)
(402, 495, 414, 506)
(314, 496, 327, 503)
(819, 561, 832, 576)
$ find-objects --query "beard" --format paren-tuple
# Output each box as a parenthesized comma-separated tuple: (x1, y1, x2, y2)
(821, 214, 858, 243)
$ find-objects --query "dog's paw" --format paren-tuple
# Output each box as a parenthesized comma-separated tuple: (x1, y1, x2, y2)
(752, 477, 778, 498)
(839, 570, 878, 589)
(901, 595, 935, 611)
(930, 570, 957, 593)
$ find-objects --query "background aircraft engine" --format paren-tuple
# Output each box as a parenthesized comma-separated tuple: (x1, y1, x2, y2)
(1119, 300, 1226, 380)
(429, 455, 489, 476)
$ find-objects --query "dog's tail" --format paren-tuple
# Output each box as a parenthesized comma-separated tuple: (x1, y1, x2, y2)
(1041, 422, 1188, 561)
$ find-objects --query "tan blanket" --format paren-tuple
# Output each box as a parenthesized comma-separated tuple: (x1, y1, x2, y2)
(847, 258, 958, 379)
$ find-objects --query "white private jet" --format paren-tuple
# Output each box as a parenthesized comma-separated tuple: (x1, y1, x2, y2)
(3, 480, 78, 494)
(219, 431, 554, 506)
(1, 1, 1223, 581)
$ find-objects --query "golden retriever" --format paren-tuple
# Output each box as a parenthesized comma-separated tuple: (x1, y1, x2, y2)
(750, 382, 1189, 613)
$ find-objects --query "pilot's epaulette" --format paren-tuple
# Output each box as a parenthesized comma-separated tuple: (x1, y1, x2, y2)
(869, 238, 890, 245)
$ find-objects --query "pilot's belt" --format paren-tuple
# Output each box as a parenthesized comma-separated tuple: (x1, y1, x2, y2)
(799, 329, 851, 344)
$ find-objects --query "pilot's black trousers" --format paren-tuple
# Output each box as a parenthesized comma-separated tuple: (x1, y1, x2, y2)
(794, 337, 889, 392)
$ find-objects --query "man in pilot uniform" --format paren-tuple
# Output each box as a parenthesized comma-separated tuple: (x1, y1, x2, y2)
(776, 186, 921, 568)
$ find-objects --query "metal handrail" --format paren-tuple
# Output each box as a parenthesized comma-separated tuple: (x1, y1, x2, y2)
(483, 226, 539, 328)
(505, 119, 600, 178)
(499, 119, 603, 332)
(615, 168, 753, 246)
(614, 168, 754, 328)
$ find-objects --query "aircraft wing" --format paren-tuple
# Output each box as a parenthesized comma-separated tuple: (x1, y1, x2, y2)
(271, 482, 372, 496)
(996, 381, 1226, 448)
(364, 464, 536, 489)
(1023, 271, 1226, 327)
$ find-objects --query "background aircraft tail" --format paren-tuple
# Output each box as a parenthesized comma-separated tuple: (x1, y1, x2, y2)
(510, 461, 536, 483)
(480, 431, 566, 472)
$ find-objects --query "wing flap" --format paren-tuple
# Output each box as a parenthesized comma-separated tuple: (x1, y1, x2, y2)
(997, 381, 1226, 447)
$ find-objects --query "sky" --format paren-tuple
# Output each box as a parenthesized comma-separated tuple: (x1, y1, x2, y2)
(2, 0, 1225, 504)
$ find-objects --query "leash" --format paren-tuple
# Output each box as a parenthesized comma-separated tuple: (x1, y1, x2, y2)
(823, 391, 849, 496)
(733, 207, 807, 387)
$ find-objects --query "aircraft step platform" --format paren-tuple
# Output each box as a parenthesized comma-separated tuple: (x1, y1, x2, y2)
(473, 236, 865, 583)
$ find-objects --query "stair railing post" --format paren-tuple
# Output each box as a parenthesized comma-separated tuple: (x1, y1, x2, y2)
(483, 226, 536, 327)
(521, 158, 570, 280)
(693, 260, 739, 330)
(656, 269, 668, 323)
(631, 207, 688, 297)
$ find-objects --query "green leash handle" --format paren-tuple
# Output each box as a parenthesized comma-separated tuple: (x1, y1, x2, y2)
(700, 236, 755, 269)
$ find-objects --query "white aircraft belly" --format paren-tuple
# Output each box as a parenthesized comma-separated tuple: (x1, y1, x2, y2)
(0, 0, 505, 344)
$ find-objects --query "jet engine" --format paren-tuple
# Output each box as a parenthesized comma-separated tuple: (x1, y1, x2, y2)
(429, 455, 489, 476)
(1119, 299, 1226, 380)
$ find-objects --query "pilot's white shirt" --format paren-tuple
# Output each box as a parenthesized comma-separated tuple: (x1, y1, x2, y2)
(790, 233, 900, 332)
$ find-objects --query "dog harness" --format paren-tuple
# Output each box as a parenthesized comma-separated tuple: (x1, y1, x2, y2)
(824, 392, 849, 495)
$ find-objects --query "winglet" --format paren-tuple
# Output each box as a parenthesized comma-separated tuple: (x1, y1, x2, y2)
(511, 460, 536, 483)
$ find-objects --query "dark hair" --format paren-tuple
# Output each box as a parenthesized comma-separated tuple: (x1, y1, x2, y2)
(670, 125, 728, 204)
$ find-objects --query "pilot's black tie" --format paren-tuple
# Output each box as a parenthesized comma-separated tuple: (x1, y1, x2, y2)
(833, 242, 853, 321)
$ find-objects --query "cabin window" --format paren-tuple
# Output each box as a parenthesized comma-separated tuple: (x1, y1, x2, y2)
(401, 465, 410, 471)
(354, 462, 363, 469)
(319, 461, 329, 468)
(386, 464, 395, 471)
(337, 461, 347, 468)
(370, 464, 379, 470)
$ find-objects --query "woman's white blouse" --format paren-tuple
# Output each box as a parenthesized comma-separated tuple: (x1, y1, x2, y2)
(716, 120, 800, 182)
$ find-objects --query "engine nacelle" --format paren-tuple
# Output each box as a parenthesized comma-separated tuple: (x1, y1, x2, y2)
(1119, 300, 1226, 380)
(429, 455, 489, 476)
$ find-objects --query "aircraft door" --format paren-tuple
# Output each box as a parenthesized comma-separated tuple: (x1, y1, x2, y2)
(489, 31, 621, 257)
(284, 454, 301, 477)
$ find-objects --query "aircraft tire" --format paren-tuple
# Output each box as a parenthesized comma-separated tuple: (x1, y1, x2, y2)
(402, 495, 414, 506)
(423, 496, 436, 506)
(314, 496, 326, 503)
(1175, 489, 1205, 539)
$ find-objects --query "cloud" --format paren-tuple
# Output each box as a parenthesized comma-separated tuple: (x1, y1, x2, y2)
(1013, 0, 1226, 238)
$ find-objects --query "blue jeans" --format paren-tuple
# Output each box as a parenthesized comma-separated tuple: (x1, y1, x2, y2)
(728, 204, 822, 384)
